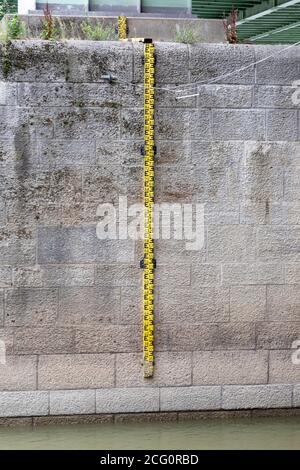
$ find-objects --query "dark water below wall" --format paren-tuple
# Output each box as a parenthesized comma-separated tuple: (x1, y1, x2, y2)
(0, 416, 300, 449)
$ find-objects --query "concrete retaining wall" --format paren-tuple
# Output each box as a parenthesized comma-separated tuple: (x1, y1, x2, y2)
(0, 40, 300, 418)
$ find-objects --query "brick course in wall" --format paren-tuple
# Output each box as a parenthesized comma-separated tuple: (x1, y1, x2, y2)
(0, 40, 300, 418)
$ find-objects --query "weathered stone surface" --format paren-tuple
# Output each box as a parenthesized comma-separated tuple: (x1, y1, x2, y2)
(54, 107, 119, 140)
(230, 286, 266, 322)
(50, 390, 95, 415)
(222, 263, 284, 286)
(189, 140, 242, 166)
(0, 197, 6, 226)
(281, 202, 300, 225)
(215, 322, 255, 350)
(207, 225, 256, 262)
(284, 166, 300, 201)
(269, 350, 300, 383)
(0, 327, 14, 353)
(293, 385, 300, 407)
(256, 322, 300, 349)
(178, 410, 251, 420)
(197, 85, 252, 108)
(193, 351, 268, 385)
(38, 354, 115, 390)
(253, 85, 297, 108)
(204, 203, 239, 225)
(74, 82, 143, 108)
(0, 391, 49, 417)
(13, 265, 94, 288)
(154, 42, 189, 85)
(156, 264, 191, 287)
(33, 414, 113, 426)
(74, 325, 141, 353)
(58, 286, 120, 325)
(120, 286, 142, 324)
(189, 110, 212, 140)
(156, 324, 218, 352)
(5, 288, 58, 326)
(95, 265, 141, 287)
(157, 322, 255, 352)
(160, 386, 221, 411)
(14, 327, 75, 354)
(38, 139, 96, 168)
(82, 164, 143, 203)
(255, 45, 300, 85)
(285, 263, 300, 284)
(4, 168, 82, 228)
(66, 40, 133, 83)
(156, 163, 213, 202)
(38, 226, 135, 264)
(213, 110, 265, 140)
(0, 417, 33, 426)
(190, 44, 255, 85)
(157, 109, 207, 140)
(257, 226, 300, 262)
(222, 384, 292, 409)
(0, 41, 67, 82)
(267, 110, 298, 141)
(267, 285, 300, 321)
(191, 264, 220, 286)
(0, 239, 36, 266)
(252, 408, 300, 417)
(0, 267, 12, 288)
(0, 83, 17, 106)
(18, 83, 74, 107)
(0, 356, 37, 391)
(158, 286, 229, 323)
(116, 352, 192, 387)
(156, 86, 196, 108)
(240, 201, 283, 225)
(96, 388, 159, 413)
(121, 108, 144, 140)
(240, 142, 284, 201)
(95, 141, 142, 166)
(115, 412, 178, 423)
(0, 41, 299, 417)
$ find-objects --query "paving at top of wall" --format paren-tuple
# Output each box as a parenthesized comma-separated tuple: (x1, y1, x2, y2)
(0, 40, 300, 416)
(5, 15, 225, 42)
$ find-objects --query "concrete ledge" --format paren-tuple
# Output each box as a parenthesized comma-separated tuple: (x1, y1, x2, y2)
(96, 388, 159, 414)
(5, 14, 225, 42)
(50, 390, 96, 415)
(222, 385, 293, 410)
(160, 386, 221, 411)
(0, 385, 298, 417)
(0, 391, 49, 417)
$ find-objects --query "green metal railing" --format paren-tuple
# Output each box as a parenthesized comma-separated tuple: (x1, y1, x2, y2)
(192, 0, 300, 43)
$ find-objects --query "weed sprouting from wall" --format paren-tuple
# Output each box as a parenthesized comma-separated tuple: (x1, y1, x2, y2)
(82, 22, 117, 41)
(5, 14, 26, 39)
(175, 27, 201, 44)
(223, 8, 238, 44)
(56, 18, 67, 41)
(40, 3, 57, 40)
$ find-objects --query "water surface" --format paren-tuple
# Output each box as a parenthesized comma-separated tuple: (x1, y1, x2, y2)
(0, 416, 300, 450)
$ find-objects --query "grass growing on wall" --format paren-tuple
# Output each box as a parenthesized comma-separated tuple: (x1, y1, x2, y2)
(81, 22, 117, 41)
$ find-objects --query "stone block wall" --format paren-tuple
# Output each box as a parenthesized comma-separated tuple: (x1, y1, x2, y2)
(0, 40, 300, 418)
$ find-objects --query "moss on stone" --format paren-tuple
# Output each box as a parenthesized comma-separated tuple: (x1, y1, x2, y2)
(2, 40, 11, 79)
